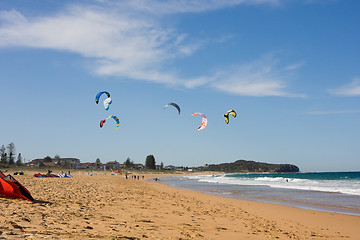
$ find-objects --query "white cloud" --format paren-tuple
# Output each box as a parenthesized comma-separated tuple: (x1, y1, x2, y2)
(211, 56, 306, 97)
(0, 6, 190, 85)
(0, 1, 303, 97)
(329, 78, 360, 96)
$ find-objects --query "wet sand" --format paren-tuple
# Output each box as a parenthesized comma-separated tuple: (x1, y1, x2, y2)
(0, 171, 359, 239)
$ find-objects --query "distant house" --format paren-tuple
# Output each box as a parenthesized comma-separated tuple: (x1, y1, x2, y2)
(106, 161, 120, 170)
(57, 158, 80, 169)
(28, 157, 80, 169)
(163, 165, 177, 170)
(133, 164, 144, 170)
(42, 162, 57, 168)
(80, 162, 104, 170)
(28, 159, 46, 167)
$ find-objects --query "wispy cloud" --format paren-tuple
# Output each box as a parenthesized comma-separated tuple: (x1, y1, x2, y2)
(116, 0, 280, 15)
(0, 6, 188, 85)
(305, 110, 360, 115)
(328, 78, 360, 97)
(211, 56, 306, 97)
(0, 0, 303, 97)
(284, 61, 305, 71)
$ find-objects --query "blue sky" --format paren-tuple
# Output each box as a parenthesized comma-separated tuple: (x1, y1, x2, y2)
(0, 0, 359, 172)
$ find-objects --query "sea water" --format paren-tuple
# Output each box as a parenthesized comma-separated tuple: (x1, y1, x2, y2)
(160, 171, 360, 216)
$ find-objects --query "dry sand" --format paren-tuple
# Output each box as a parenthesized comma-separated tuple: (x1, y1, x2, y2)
(1, 171, 359, 239)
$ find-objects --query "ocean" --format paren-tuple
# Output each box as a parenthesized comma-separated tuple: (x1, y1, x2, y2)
(159, 171, 360, 216)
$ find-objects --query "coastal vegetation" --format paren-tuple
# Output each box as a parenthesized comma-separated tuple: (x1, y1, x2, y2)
(0, 142, 23, 167)
(1, 142, 299, 173)
(145, 155, 156, 169)
(199, 160, 300, 173)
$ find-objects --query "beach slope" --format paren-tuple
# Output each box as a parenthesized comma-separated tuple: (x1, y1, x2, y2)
(0, 172, 359, 239)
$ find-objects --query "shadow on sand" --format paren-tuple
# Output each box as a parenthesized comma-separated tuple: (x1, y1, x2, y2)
(33, 199, 53, 205)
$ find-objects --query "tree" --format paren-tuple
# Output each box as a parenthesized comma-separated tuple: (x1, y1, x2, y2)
(16, 153, 22, 166)
(95, 158, 101, 164)
(7, 142, 15, 165)
(0, 145, 7, 165)
(145, 155, 156, 169)
(124, 157, 133, 168)
(44, 156, 52, 162)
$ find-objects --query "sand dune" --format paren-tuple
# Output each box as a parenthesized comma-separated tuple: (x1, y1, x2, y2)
(0, 171, 359, 239)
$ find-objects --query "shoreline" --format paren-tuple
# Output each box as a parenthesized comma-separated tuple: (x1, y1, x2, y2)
(148, 174, 360, 238)
(148, 174, 360, 239)
(156, 174, 360, 217)
(0, 171, 359, 239)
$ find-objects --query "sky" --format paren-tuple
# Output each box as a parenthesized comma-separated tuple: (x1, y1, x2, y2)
(0, 0, 359, 172)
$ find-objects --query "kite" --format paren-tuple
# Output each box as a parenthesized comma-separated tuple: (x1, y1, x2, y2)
(108, 115, 120, 129)
(95, 91, 110, 104)
(95, 91, 112, 110)
(0, 171, 34, 202)
(192, 113, 207, 131)
(100, 119, 106, 128)
(163, 102, 181, 115)
(224, 109, 237, 124)
(103, 98, 112, 111)
(99, 116, 119, 129)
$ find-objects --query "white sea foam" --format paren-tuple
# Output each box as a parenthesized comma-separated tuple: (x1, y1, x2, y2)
(185, 175, 360, 196)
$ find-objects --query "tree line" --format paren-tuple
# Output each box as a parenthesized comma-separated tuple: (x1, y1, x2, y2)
(0, 142, 23, 167)
(96, 155, 160, 170)
(125, 155, 159, 169)
(1, 142, 160, 170)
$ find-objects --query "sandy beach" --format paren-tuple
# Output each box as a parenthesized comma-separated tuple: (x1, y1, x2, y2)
(1, 171, 359, 239)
